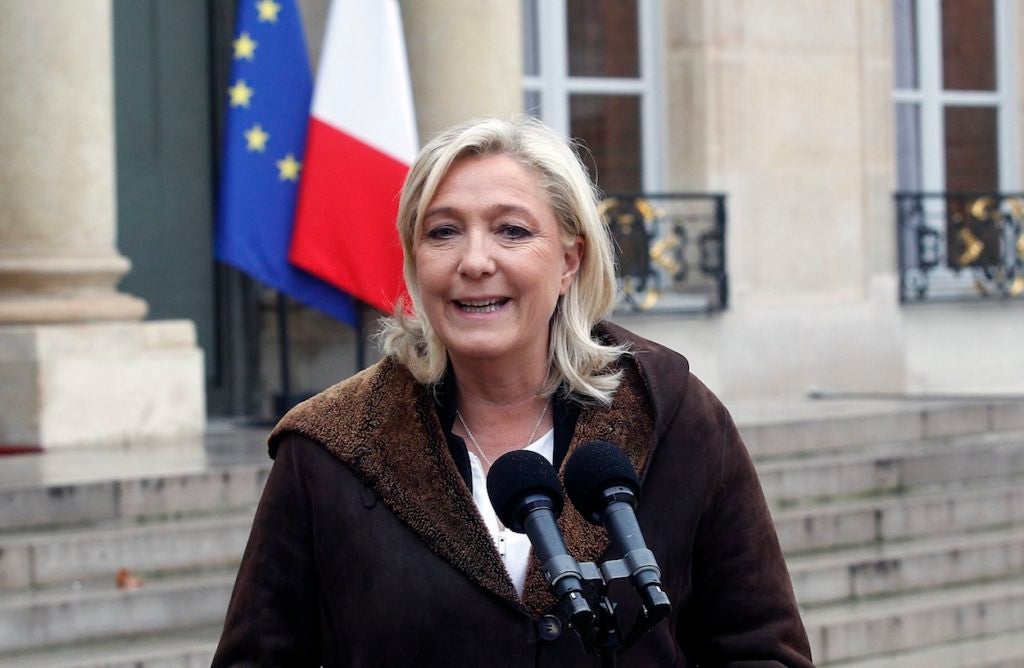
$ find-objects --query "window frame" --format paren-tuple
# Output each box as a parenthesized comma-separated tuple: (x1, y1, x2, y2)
(893, 0, 1020, 192)
(522, 0, 664, 191)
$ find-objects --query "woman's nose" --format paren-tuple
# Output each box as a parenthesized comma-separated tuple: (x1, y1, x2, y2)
(457, 233, 496, 277)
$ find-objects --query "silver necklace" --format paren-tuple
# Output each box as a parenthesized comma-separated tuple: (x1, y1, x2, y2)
(456, 399, 550, 470)
(456, 399, 550, 559)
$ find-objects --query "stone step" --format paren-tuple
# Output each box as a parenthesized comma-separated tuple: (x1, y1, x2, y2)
(0, 462, 270, 534)
(736, 399, 1024, 458)
(0, 512, 254, 590)
(0, 626, 219, 668)
(789, 525, 1024, 606)
(774, 479, 1024, 554)
(0, 570, 234, 656)
(4, 427, 1021, 538)
(757, 430, 1024, 506)
(0, 411, 1021, 663)
(821, 629, 1024, 668)
(803, 579, 1024, 664)
(1, 408, 1019, 533)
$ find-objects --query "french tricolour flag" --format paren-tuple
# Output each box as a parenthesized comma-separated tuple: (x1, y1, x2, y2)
(290, 0, 418, 315)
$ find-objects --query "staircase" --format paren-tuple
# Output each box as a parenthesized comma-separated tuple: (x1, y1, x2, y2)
(0, 424, 271, 667)
(737, 399, 1024, 667)
(0, 402, 1021, 666)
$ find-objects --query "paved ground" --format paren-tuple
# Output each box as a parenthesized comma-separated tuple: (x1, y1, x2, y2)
(0, 420, 269, 491)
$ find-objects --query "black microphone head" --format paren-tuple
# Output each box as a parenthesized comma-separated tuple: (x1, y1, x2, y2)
(564, 440, 640, 524)
(486, 450, 564, 532)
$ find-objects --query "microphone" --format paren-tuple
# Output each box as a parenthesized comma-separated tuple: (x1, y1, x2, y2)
(486, 450, 593, 630)
(564, 440, 671, 618)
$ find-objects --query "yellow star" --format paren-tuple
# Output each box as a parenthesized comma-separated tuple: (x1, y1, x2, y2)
(244, 124, 269, 152)
(228, 79, 254, 108)
(256, 0, 282, 23)
(233, 32, 257, 61)
(276, 153, 301, 181)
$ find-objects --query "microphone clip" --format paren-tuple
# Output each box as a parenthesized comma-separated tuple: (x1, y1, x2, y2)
(572, 554, 671, 658)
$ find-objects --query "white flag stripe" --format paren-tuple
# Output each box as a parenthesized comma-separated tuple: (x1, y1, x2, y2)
(311, 0, 418, 164)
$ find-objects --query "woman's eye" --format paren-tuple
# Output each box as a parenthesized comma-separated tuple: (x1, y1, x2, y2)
(500, 224, 531, 240)
(426, 225, 458, 240)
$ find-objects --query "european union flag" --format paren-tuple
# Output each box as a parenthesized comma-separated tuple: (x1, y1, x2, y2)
(216, 0, 357, 326)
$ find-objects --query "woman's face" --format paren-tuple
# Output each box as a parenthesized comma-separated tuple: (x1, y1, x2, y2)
(414, 153, 582, 372)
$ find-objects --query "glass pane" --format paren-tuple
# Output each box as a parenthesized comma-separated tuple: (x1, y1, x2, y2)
(941, 0, 996, 91)
(569, 94, 642, 191)
(522, 0, 539, 76)
(893, 0, 918, 89)
(567, 0, 639, 78)
(944, 106, 999, 191)
(524, 90, 542, 117)
(895, 103, 922, 190)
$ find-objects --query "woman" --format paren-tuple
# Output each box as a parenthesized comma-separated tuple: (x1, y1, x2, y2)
(214, 117, 812, 666)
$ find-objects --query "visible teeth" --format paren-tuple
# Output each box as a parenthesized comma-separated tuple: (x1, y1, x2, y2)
(457, 298, 506, 312)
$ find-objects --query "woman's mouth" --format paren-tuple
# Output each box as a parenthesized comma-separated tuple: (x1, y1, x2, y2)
(454, 298, 509, 313)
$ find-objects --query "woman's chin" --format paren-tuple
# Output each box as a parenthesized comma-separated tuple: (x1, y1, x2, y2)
(444, 337, 543, 370)
(446, 341, 512, 363)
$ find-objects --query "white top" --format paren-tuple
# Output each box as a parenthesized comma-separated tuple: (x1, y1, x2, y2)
(468, 428, 555, 598)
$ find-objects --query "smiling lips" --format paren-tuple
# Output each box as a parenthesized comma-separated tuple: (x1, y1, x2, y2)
(454, 297, 510, 313)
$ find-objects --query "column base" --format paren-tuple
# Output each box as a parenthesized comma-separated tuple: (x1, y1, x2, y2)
(0, 321, 205, 448)
(0, 253, 148, 323)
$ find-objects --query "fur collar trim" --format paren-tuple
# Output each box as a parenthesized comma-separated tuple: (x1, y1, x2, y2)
(270, 350, 654, 617)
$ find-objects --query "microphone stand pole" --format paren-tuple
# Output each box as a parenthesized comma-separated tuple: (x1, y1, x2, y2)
(595, 596, 621, 668)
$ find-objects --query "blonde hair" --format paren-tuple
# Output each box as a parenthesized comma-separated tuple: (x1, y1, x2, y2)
(378, 116, 625, 404)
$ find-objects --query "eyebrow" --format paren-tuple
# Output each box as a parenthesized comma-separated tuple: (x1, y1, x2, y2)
(422, 203, 538, 221)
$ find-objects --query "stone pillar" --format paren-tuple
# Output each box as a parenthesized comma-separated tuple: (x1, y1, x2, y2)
(648, 0, 906, 399)
(400, 0, 522, 140)
(0, 0, 204, 448)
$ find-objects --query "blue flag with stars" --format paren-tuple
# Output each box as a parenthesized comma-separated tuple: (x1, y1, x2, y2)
(216, 0, 357, 325)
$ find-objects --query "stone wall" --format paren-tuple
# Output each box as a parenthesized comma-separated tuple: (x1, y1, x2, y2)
(268, 0, 1023, 403)
(0, 0, 204, 448)
(647, 0, 1024, 400)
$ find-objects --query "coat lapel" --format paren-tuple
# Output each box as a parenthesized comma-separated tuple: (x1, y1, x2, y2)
(272, 353, 654, 618)
(273, 359, 520, 608)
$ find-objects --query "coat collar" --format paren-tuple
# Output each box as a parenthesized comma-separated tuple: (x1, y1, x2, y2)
(270, 327, 656, 617)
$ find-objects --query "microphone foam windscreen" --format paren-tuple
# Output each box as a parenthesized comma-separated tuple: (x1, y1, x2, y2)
(486, 450, 564, 531)
(564, 440, 640, 524)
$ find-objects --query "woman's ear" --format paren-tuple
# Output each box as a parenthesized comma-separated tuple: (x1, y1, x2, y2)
(559, 236, 584, 295)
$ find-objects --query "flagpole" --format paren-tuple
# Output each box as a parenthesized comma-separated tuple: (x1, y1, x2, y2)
(276, 291, 292, 418)
(355, 302, 366, 371)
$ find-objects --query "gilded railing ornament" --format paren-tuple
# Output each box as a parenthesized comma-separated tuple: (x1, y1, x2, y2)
(897, 192, 1024, 302)
(599, 194, 728, 313)
(969, 196, 996, 221)
(958, 227, 983, 266)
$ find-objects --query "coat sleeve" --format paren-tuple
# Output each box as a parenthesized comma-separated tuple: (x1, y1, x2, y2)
(678, 406, 814, 667)
(212, 437, 322, 667)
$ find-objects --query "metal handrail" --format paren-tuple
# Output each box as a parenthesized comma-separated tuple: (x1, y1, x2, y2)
(601, 193, 728, 315)
(895, 191, 1024, 302)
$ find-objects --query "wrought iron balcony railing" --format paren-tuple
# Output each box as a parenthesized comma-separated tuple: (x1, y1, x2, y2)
(896, 192, 1024, 302)
(600, 193, 728, 314)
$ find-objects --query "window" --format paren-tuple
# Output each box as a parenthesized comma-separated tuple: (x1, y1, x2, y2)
(522, 0, 662, 191)
(893, 0, 1019, 192)
(893, 0, 1023, 300)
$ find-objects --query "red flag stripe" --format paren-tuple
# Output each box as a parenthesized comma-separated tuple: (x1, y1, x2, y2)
(290, 118, 408, 313)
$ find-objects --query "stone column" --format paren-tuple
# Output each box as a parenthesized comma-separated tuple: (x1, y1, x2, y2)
(649, 0, 907, 399)
(0, 0, 204, 448)
(400, 0, 522, 140)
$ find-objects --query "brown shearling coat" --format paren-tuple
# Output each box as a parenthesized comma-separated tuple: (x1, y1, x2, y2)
(213, 323, 813, 667)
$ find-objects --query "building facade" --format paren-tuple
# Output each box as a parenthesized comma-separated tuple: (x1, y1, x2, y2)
(1, 0, 1021, 447)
